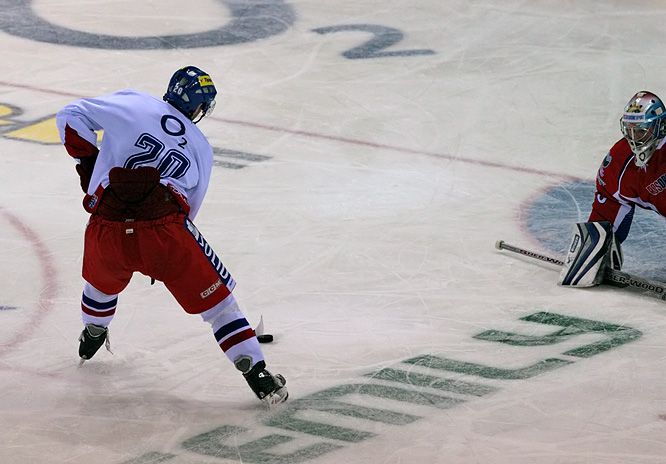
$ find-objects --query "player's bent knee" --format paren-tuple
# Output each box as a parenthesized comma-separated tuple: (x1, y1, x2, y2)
(199, 293, 240, 325)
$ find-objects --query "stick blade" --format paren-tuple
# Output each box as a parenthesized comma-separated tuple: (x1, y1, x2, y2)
(255, 315, 265, 336)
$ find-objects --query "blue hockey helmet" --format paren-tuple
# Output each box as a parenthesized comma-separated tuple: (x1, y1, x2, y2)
(620, 91, 666, 167)
(164, 66, 217, 123)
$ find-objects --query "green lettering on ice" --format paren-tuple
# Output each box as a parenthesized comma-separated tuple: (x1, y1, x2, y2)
(182, 425, 340, 464)
(404, 354, 572, 380)
(473, 311, 642, 358)
(367, 367, 497, 396)
(265, 383, 464, 442)
(161, 311, 643, 464)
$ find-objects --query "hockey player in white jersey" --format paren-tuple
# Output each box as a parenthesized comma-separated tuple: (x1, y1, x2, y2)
(55, 66, 287, 406)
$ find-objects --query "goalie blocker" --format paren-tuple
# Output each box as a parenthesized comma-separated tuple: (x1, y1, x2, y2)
(558, 221, 623, 287)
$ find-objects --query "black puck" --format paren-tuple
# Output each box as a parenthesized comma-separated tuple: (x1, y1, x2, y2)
(257, 334, 274, 343)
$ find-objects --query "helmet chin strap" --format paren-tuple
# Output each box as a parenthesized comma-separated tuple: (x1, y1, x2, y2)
(634, 138, 664, 167)
(636, 151, 652, 167)
(191, 105, 204, 124)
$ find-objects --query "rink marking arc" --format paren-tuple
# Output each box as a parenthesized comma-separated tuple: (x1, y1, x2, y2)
(0, 207, 58, 357)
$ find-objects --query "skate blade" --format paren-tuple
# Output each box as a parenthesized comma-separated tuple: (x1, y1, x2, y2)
(262, 387, 289, 408)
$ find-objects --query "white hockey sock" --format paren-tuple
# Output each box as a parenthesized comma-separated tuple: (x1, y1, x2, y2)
(200, 293, 264, 368)
(81, 281, 118, 327)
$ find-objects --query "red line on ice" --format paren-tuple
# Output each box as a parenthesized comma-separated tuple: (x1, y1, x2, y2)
(211, 116, 586, 181)
(0, 80, 587, 181)
(0, 207, 59, 357)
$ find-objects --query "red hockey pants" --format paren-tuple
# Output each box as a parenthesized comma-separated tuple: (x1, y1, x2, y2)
(82, 212, 236, 314)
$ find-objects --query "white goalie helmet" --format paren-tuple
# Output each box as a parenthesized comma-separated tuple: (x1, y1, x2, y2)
(620, 91, 666, 167)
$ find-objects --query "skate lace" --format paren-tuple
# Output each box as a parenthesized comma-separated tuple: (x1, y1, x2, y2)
(104, 331, 113, 354)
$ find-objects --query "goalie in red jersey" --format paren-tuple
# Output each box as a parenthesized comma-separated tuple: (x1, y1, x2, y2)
(559, 91, 666, 287)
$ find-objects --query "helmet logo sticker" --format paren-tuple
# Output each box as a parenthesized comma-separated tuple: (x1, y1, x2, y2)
(626, 102, 643, 113)
(198, 76, 214, 87)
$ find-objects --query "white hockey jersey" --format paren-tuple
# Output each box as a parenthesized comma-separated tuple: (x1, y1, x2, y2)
(56, 90, 214, 219)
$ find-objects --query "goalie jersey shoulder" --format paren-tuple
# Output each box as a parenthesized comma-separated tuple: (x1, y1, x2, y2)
(595, 138, 634, 195)
(594, 138, 666, 216)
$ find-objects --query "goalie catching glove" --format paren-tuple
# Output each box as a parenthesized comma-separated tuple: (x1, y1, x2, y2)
(558, 221, 623, 287)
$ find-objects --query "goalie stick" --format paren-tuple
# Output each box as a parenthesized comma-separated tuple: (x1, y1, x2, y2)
(495, 240, 666, 301)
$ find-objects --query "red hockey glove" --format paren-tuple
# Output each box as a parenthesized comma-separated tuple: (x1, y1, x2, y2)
(75, 155, 98, 192)
(64, 124, 99, 158)
(96, 167, 180, 220)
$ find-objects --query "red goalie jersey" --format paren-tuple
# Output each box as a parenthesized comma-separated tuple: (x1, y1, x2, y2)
(589, 137, 666, 242)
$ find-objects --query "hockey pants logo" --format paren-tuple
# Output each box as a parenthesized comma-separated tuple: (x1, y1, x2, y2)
(185, 218, 236, 293)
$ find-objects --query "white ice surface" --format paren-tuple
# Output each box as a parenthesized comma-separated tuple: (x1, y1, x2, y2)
(1, 1, 666, 463)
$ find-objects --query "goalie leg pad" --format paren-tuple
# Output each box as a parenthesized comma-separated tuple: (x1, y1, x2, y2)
(558, 221, 613, 287)
(608, 233, 623, 271)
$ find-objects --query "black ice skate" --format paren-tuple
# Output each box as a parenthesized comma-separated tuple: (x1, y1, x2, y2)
(78, 324, 110, 362)
(236, 358, 288, 406)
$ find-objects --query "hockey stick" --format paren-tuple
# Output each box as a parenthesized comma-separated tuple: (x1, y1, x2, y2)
(495, 240, 666, 301)
(495, 240, 564, 266)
